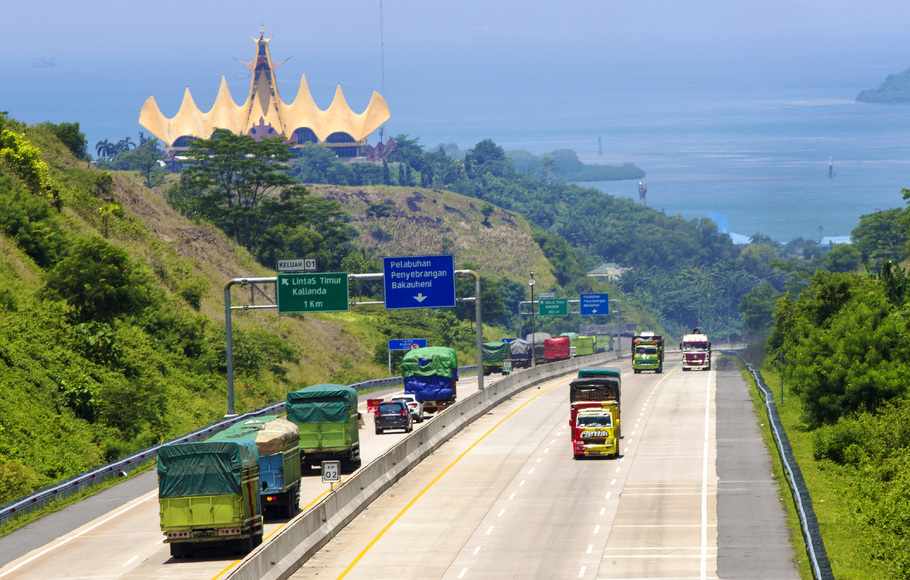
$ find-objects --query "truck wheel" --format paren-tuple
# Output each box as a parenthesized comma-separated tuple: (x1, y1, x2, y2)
(634, 369, 640, 374)
(682, 367, 690, 371)
(573, 454, 582, 460)
(656, 368, 662, 374)
(169, 542, 191, 559)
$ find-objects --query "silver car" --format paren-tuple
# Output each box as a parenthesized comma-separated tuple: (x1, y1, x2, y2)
(390, 394, 424, 423)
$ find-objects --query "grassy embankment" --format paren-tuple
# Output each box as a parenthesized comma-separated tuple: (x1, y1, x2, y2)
(738, 344, 872, 580)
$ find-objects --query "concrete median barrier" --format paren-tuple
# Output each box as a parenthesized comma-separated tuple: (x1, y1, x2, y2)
(228, 352, 618, 580)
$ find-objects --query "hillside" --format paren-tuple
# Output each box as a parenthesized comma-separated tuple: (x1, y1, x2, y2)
(0, 120, 565, 504)
(856, 66, 910, 103)
(309, 184, 557, 289)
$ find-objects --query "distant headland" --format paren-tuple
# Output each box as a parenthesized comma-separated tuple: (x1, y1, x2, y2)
(856, 67, 910, 103)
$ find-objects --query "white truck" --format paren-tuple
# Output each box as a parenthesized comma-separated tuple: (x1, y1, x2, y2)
(681, 328, 711, 371)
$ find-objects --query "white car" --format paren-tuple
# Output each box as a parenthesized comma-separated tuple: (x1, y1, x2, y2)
(390, 394, 424, 423)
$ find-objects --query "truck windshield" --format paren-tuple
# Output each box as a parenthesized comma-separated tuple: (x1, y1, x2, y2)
(683, 342, 708, 351)
(577, 415, 611, 428)
(636, 347, 657, 355)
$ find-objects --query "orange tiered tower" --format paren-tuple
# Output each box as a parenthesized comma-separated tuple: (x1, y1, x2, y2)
(139, 29, 390, 158)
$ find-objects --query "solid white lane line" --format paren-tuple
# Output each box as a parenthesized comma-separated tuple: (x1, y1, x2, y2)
(0, 491, 157, 578)
(702, 370, 713, 580)
(122, 556, 138, 567)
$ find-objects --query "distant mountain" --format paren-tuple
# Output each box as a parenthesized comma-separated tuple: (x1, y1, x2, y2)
(856, 67, 910, 103)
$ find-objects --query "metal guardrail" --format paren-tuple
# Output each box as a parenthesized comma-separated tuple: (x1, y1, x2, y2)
(735, 353, 833, 580)
(0, 367, 477, 528)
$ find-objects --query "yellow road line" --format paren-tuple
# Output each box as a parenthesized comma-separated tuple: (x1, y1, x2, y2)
(212, 473, 350, 579)
(337, 377, 571, 579)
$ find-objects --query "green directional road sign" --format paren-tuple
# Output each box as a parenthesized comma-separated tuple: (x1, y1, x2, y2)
(539, 298, 568, 317)
(277, 272, 349, 313)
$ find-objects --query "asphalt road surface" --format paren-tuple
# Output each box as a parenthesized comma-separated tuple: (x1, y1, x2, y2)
(0, 356, 798, 579)
(293, 355, 798, 580)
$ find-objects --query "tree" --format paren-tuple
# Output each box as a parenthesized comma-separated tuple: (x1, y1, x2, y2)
(822, 243, 861, 273)
(170, 131, 303, 250)
(44, 121, 88, 160)
(110, 140, 166, 188)
(480, 203, 494, 226)
(288, 144, 343, 184)
(539, 155, 558, 183)
(115, 136, 134, 154)
(464, 139, 513, 180)
(95, 139, 115, 160)
(851, 207, 907, 267)
(42, 237, 160, 322)
(739, 280, 780, 332)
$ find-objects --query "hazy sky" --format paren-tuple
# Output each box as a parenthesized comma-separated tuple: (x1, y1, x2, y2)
(2, 0, 909, 147)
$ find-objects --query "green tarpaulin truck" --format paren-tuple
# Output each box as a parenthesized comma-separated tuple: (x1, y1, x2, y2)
(482, 341, 511, 375)
(286, 384, 362, 473)
(157, 433, 264, 558)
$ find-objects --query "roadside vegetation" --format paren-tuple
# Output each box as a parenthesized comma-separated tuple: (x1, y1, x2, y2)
(6, 108, 910, 579)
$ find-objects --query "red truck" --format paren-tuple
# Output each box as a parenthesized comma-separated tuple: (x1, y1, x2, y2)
(544, 336, 571, 363)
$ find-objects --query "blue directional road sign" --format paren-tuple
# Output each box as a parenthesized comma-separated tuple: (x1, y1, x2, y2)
(580, 293, 610, 315)
(383, 255, 456, 310)
(388, 338, 428, 351)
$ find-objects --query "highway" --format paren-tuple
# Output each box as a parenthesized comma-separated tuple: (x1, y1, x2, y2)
(0, 354, 798, 579)
(294, 355, 798, 579)
(0, 381, 466, 580)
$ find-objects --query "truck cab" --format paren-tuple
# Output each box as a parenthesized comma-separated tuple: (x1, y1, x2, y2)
(632, 332, 664, 374)
(572, 408, 618, 459)
(681, 328, 711, 371)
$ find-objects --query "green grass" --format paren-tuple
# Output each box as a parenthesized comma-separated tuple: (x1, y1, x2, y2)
(0, 459, 156, 537)
(738, 356, 876, 579)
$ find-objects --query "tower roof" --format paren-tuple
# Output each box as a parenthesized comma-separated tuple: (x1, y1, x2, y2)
(139, 31, 390, 149)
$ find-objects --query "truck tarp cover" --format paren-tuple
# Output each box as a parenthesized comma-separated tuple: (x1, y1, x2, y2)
(255, 418, 298, 457)
(286, 384, 358, 424)
(401, 347, 458, 378)
(157, 441, 257, 498)
(509, 338, 531, 359)
(570, 378, 621, 403)
(482, 342, 511, 363)
(544, 337, 571, 359)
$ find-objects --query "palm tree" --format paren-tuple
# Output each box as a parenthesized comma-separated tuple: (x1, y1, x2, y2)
(115, 136, 135, 154)
(95, 139, 114, 159)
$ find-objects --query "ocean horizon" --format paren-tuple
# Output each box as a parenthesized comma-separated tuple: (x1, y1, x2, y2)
(3, 45, 909, 244)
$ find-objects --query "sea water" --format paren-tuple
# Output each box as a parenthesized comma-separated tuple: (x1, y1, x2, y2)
(384, 55, 910, 243)
(5, 50, 910, 244)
